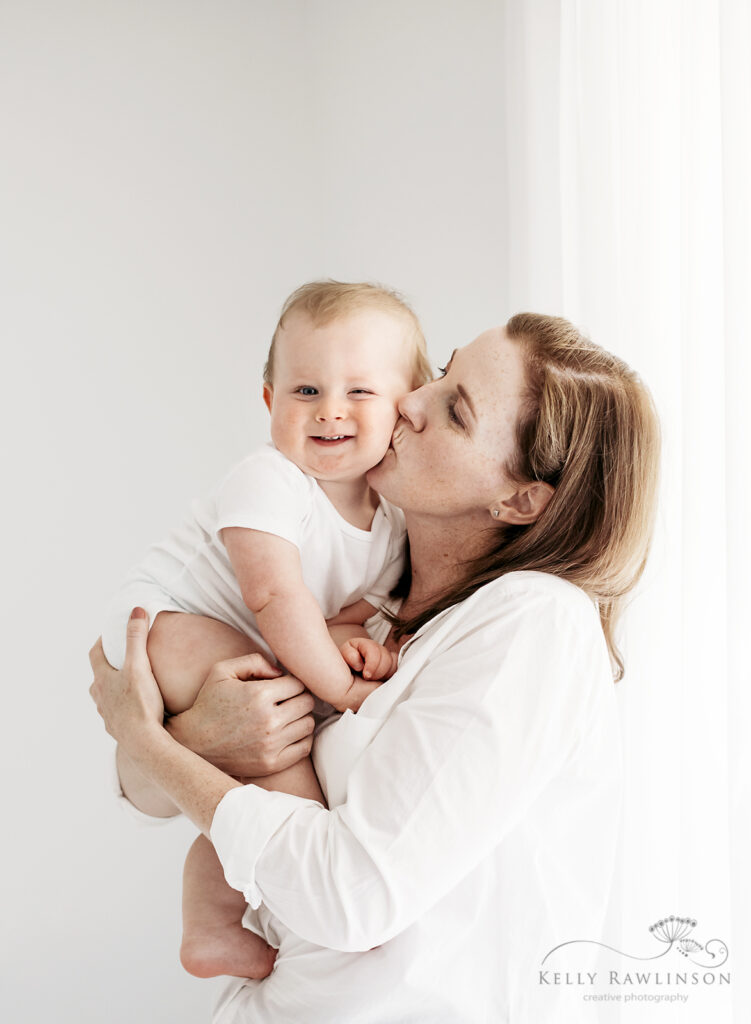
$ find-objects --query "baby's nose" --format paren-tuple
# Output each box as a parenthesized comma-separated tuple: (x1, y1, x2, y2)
(315, 397, 345, 421)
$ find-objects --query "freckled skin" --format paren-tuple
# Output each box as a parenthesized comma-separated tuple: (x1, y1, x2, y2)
(368, 329, 528, 527)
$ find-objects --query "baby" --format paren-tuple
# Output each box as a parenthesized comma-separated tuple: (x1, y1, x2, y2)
(103, 280, 432, 978)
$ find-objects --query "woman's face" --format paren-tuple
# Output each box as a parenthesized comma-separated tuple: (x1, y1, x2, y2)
(368, 328, 529, 523)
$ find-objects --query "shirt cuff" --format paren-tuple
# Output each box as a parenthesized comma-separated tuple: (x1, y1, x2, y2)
(210, 784, 322, 908)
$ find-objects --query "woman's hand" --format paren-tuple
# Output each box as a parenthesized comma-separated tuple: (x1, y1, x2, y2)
(90, 607, 318, 779)
(166, 659, 318, 779)
(89, 608, 164, 755)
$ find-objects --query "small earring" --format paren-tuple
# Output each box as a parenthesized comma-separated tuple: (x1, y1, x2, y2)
(492, 509, 500, 518)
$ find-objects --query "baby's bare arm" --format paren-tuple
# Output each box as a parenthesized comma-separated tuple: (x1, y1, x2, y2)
(222, 527, 376, 712)
(327, 598, 377, 627)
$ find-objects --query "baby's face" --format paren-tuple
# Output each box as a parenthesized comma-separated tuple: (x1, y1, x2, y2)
(264, 309, 415, 483)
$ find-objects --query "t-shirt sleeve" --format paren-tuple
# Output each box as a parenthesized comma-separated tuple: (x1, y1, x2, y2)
(214, 447, 313, 550)
(363, 502, 407, 607)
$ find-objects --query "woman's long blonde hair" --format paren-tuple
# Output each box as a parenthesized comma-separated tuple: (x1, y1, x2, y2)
(392, 313, 661, 681)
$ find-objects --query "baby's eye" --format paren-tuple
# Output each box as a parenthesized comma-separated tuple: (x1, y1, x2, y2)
(349, 388, 374, 396)
(296, 386, 318, 396)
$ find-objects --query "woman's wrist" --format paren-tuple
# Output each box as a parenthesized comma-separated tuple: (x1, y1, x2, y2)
(119, 716, 174, 775)
(164, 704, 227, 762)
(119, 719, 239, 833)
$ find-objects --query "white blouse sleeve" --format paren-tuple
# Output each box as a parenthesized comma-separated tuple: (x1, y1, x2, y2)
(210, 578, 606, 952)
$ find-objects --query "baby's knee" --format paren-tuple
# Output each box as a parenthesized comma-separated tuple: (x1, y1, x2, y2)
(146, 612, 201, 714)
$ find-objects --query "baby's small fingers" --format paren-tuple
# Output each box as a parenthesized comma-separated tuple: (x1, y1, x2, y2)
(342, 645, 364, 671)
(378, 653, 392, 678)
(361, 647, 379, 675)
(363, 646, 390, 680)
(377, 653, 393, 679)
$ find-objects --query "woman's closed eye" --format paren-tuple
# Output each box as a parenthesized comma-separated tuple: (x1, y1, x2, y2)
(447, 397, 464, 428)
(435, 365, 465, 428)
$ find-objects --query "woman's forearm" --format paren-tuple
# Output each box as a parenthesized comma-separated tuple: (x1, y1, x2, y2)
(122, 723, 242, 835)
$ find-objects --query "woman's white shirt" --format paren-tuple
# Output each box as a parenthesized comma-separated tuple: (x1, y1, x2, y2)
(210, 570, 622, 1023)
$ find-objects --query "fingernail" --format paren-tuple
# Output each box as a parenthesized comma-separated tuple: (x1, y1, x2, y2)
(130, 607, 147, 620)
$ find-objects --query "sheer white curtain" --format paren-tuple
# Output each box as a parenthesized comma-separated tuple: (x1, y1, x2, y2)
(500, 1, 749, 1021)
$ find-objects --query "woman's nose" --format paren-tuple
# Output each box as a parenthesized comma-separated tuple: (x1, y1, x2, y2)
(396, 386, 428, 431)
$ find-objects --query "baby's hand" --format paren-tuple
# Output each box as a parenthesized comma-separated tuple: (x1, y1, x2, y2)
(340, 637, 398, 682)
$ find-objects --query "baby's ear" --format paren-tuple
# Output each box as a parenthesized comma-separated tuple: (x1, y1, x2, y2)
(262, 383, 273, 413)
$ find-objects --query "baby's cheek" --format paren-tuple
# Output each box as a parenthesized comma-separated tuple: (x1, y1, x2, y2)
(369, 402, 398, 438)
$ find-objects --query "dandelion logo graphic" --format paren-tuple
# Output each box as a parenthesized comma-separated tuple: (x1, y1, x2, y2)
(541, 916, 729, 969)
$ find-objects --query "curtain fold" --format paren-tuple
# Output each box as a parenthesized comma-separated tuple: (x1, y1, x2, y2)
(501, 2, 749, 1019)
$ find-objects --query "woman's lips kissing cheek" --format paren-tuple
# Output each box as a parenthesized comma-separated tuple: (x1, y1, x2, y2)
(389, 426, 406, 452)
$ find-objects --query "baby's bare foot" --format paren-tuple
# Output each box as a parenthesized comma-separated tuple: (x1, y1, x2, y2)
(181, 923, 277, 979)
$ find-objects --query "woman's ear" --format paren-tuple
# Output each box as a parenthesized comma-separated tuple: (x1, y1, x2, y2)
(262, 383, 273, 413)
(491, 481, 554, 525)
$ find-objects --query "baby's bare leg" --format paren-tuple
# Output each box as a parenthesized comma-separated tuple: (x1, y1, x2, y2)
(246, 755, 325, 802)
(148, 611, 264, 715)
(181, 761, 324, 978)
(180, 835, 277, 979)
(158, 610, 326, 977)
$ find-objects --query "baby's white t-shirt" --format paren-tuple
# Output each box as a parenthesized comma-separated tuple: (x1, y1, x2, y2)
(103, 445, 406, 668)
(209, 444, 406, 619)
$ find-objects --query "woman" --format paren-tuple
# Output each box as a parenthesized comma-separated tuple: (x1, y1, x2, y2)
(90, 314, 660, 1022)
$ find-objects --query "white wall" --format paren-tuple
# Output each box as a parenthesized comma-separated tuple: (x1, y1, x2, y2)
(0, 2, 510, 1020)
(305, 0, 509, 346)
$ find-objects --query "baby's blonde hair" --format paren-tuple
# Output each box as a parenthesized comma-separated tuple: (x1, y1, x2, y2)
(264, 280, 432, 389)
